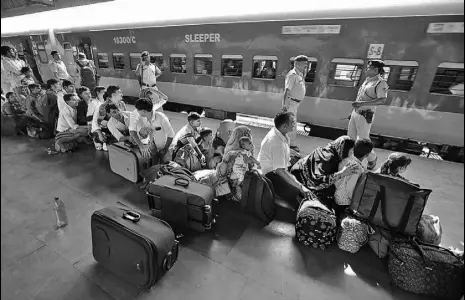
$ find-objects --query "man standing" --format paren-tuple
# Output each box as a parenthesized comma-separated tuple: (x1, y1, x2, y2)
(49, 51, 73, 82)
(282, 55, 309, 153)
(348, 60, 389, 170)
(1, 45, 26, 95)
(75, 53, 98, 93)
(135, 51, 162, 90)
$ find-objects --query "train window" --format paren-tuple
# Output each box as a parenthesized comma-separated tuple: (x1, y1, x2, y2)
(37, 42, 48, 64)
(289, 57, 318, 83)
(97, 53, 109, 69)
(194, 54, 213, 75)
(222, 55, 243, 77)
(129, 53, 141, 71)
(382, 61, 419, 91)
(150, 53, 164, 71)
(253, 55, 278, 79)
(170, 54, 187, 74)
(328, 58, 364, 87)
(112, 53, 125, 70)
(430, 62, 464, 96)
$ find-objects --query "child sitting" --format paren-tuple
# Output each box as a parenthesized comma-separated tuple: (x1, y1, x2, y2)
(197, 127, 215, 168)
(20, 67, 35, 96)
(334, 138, 373, 209)
(229, 136, 261, 201)
(376, 152, 416, 185)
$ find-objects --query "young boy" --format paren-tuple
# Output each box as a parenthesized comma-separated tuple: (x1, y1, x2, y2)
(20, 67, 35, 96)
(334, 138, 374, 208)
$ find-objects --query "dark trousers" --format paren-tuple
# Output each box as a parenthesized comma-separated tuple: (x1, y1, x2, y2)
(265, 170, 302, 211)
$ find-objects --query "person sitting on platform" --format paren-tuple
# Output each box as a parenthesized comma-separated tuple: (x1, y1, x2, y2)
(171, 112, 205, 170)
(257, 112, 311, 209)
(106, 103, 132, 143)
(376, 152, 416, 185)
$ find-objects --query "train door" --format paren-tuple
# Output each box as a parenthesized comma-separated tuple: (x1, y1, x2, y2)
(77, 36, 94, 61)
(21, 38, 44, 84)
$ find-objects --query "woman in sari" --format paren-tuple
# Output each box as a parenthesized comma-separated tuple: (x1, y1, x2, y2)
(290, 135, 359, 209)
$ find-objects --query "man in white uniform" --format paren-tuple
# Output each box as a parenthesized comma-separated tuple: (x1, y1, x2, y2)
(135, 51, 162, 90)
(348, 60, 389, 170)
(282, 55, 309, 153)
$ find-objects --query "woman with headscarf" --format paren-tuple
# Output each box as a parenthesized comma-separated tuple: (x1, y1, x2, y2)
(212, 119, 235, 156)
(291, 135, 359, 208)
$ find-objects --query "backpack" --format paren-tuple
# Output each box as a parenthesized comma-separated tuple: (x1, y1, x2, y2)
(77, 60, 96, 85)
(240, 170, 276, 224)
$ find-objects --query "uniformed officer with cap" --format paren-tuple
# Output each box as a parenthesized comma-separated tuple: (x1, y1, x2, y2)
(282, 55, 309, 152)
(348, 59, 389, 170)
(135, 51, 162, 90)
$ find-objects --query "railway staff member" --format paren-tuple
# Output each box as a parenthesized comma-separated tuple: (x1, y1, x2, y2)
(348, 60, 389, 170)
(282, 55, 309, 153)
(135, 51, 162, 90)
(49, 51, 73, 83)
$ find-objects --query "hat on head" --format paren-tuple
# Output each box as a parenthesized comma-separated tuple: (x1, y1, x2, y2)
(141, 51, 149, 57)
(294, 55, 309, 62)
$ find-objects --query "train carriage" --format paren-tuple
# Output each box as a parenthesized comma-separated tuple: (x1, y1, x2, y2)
(2, 0, 464, 161)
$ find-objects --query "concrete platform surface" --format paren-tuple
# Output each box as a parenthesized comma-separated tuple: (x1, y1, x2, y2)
(1, 111, 463, 300)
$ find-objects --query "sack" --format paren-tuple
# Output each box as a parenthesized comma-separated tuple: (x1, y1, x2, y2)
(337, 216, 371, 254)
(388, 239, 465, 299)
(295, 198, 337, 250)
(368, 226, 392, 258)
(173, 144, 202, 172)
(417, 214, 443, 246)
(194, 169, 231, 197)
(108, 142, 151, 183)
(91, 203, 179, 289)
(77, 60, 96, 85)
(240, 170, 275, 224)
(146, 175, 215, 232)
(351, 172, 432, 236)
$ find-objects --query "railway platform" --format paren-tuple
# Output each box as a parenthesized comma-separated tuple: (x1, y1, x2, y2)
(1, 110, 463, 300)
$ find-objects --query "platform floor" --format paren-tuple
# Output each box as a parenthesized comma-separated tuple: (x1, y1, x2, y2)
(1, 111, 464, 300)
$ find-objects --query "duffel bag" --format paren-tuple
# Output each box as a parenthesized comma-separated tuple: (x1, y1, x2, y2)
(240, 170, 275, 224)
(295, 197, 337, 250)
(146, 175, 215, 232)
(368, 225, 392, 259)
(388, 239, 464, 299)
(337, 216, 372, 254)
(351, 172, 432, 236)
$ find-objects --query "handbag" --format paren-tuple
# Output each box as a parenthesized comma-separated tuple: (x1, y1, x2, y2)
(389, 238, 464, 299)
(351, 172, 432, 236)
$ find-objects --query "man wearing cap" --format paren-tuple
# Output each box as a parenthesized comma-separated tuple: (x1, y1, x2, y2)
(49, 51, 73, 82)
(348, 60, 389, 170)
(282, 55, 309, 152)
(75, 52, 98, 93)
(135, 51, 162, 90)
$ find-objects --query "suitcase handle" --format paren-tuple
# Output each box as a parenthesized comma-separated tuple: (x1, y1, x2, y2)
(123, 211, 141, 223)
(174, 177, 189, 188)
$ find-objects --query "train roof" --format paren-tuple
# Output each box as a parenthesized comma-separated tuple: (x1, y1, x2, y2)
(1, 0, 464, 37)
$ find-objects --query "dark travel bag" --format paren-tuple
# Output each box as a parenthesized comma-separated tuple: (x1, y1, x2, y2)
(108, 141, 151, 183)
(241, 170, 275, 224)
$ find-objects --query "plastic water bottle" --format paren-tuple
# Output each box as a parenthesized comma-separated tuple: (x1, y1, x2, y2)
(53, 197, 68, 228)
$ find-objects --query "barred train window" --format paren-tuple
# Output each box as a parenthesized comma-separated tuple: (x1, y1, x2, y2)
(97, 53, 109, 69)
(328, 58, 364, 87)
(112, 53, 125, 70)
(170, 54, 187, 74)
(430, 62, 464, 96)
(129, 53, 141, 71)
(382, 61, 419, 91)
(194, 54, 213, 75)
(37, 42, 48, 64)
(150, 53, 164, 71)
(253, 55, 277, 79)
(221, 55, 243, 77)
(289, 56, 318, 83)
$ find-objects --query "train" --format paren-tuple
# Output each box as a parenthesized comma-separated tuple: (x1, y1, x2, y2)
(1, 0, 464, 162)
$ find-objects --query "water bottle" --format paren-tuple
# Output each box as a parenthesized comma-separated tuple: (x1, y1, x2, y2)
(53, 197, 68, 228)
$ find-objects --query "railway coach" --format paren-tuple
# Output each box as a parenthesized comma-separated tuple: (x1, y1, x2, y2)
(1, 0, 464, 161)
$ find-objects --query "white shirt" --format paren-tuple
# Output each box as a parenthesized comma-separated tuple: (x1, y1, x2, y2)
(49, 60, 70, 80)
(57, 91, 66, 113)
(129, 110, 175, 148)
(2, 57, 25, 88)
(56, 103, 78, 133)
(257, 127, 290, 175)
(107, 111, 131, 141)
(285, 69, 306, 101)
(356, 75, 389, 113)
(136, 63, 161, 86)
(90, 99, 106, 133)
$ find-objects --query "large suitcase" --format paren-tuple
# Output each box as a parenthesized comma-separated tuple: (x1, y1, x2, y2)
(146, 175, 215, 232)
(108, 141, 151, 183)
(91, 204, 179, 289)
(351, 172, 432, 236)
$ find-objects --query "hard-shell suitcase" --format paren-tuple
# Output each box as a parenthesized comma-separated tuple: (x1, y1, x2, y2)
(108, 141, 151, 183)
(91, 204, 179, 289)
(146, 175, 215, 232)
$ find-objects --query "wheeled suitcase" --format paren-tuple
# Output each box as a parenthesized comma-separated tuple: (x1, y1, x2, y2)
(91, 204, 179, 289)
(146, 175, 215, 232)
(108, 141, 151, 183)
